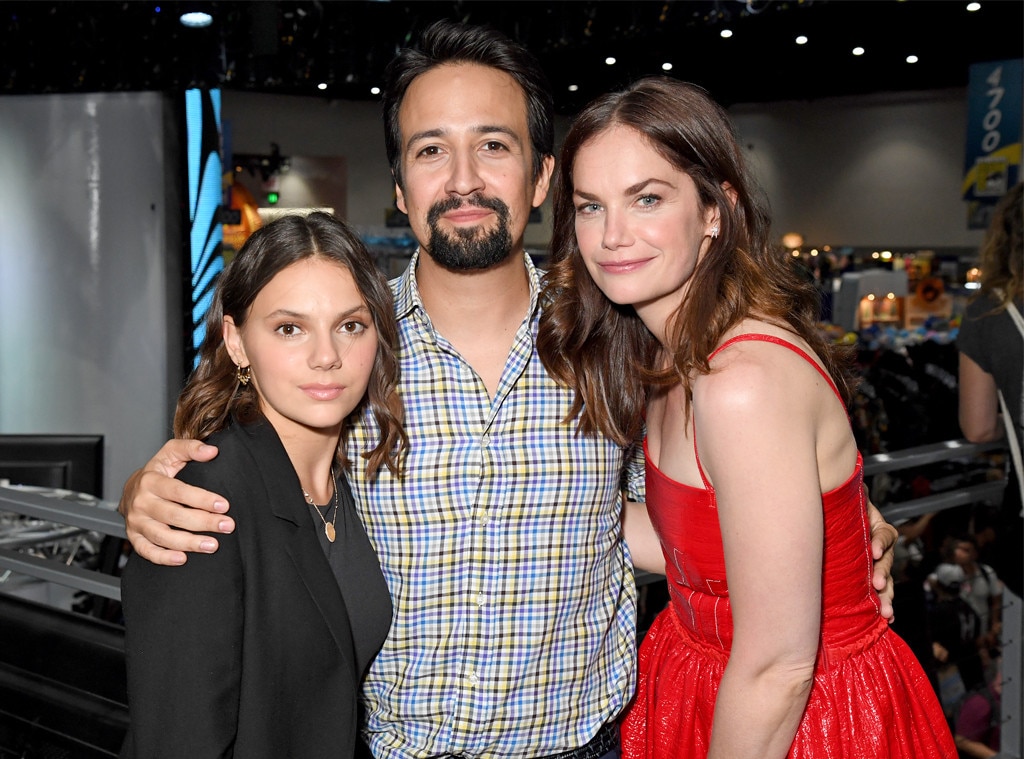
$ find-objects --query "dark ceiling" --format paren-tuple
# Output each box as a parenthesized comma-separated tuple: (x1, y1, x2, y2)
(2, 1, 1022, 113)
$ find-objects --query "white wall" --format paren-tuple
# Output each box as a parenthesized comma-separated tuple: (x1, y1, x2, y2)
(223, 88, 987, 252)
(0, 92, 181, 499)
(731, 89, 985, 249)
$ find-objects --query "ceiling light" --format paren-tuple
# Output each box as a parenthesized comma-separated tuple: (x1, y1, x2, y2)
(720, 29, 733, 39)
(966, 2, 981, 10)
(370, 86, 381, 95)
(852, 46, 865, 56)
(795, 35, 808, 45)
(568, 84, 579, 92)
(906, 55, 919, 64)
(605, 57, 616, 66)
(179, 11, 213, 28)
(662, 62, 673, 71)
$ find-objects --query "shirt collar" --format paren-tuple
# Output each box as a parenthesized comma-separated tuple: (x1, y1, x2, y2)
(392, 248, 543, 325)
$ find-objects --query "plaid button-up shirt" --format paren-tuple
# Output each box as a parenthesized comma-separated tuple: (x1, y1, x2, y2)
(348, 251, 645, 759)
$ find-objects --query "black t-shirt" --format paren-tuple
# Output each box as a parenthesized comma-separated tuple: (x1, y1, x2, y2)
(958, 292, 1024, 450)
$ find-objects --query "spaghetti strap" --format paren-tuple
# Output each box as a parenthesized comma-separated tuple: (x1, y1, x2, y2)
(709, 333, 844, 404)
(691, 414, 713, 491)
(693, 333, 845, 490)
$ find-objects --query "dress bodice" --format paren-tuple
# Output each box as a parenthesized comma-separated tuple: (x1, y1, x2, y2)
(645, 448, 886, 660)
(623, 333, 955, 758)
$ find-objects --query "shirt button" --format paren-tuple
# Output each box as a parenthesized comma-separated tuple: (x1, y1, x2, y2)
(469, 671, 479, 686)
(480, 434, 489, 448)
(476, 593, 486, 606)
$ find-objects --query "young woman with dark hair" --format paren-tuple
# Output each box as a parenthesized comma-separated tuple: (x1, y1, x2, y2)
(121, 212, 404, 758)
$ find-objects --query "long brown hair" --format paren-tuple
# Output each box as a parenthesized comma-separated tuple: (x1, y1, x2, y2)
(538, 78, 853, 446)
(975, 182, 1023, 309)
(174, 212, 405, 477)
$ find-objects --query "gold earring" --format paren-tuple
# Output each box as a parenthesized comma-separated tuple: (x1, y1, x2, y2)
(236, 364, 251, 386)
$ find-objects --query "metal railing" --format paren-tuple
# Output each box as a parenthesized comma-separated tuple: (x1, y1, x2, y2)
(0, 439, 1018, 757)
(0, 486, 124, 602)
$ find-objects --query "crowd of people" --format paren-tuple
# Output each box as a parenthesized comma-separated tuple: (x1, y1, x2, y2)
(890, 515, 1007, 758)
(109, 17, 1022, 759)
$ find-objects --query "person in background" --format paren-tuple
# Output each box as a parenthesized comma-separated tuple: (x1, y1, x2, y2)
(538, 77, 954, 758)
(928, 533, 1003, 668)
(116, 22, 899, 759)
(954, 660, 1002, 759)
(891, 511, 941, 696)
(120, 212, 404, 757)
(927, 562, 986, 715)
(958, 182, 1023, 597)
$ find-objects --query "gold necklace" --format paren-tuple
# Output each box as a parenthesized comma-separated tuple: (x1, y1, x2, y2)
(302, 467, 338, 543)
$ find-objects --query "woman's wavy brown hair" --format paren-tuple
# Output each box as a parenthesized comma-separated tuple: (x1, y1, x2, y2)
(537, 77, 854, 446)
(975, 182, 1023, 310)
(174, 212, 405, 478)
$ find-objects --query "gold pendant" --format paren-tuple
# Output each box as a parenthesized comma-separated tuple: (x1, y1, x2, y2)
(325, 523, 336, 543)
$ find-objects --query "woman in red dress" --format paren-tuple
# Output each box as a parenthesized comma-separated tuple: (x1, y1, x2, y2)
(539, 78, 955, 759)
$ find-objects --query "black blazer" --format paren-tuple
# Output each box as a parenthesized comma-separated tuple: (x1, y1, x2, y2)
(120, 419, 390, 758)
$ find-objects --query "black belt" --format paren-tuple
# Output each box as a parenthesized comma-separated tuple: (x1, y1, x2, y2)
(443, 723, 618, 759)
(534, 723, 618, 759)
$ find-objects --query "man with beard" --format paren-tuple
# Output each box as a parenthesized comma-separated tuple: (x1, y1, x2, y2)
(119, 20, 897, 759)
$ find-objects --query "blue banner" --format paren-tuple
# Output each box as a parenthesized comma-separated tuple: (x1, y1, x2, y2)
(185, 88, 225, 367)
(962, 59, 1022, 227)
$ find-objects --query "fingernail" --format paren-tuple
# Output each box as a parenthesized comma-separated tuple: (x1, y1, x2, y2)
(217, 519, 234, 533)
(199, 539, 217, 552)
(212, 500, 229, 513)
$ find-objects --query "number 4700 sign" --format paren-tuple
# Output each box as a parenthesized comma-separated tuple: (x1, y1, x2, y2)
(962, 58, 1022, 202)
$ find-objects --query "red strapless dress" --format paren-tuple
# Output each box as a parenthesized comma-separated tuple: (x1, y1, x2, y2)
(620, 335, 955, 758)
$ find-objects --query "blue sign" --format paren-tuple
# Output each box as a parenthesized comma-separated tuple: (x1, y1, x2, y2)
(962, 59, 1022, 204)
(185, 88, 225, 367)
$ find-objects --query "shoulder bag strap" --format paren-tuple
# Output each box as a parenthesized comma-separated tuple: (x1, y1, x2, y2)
(998, 298, 1024, 516)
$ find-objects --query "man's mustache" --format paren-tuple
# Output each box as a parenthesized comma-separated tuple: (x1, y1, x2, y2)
(427, 194, 510, 226)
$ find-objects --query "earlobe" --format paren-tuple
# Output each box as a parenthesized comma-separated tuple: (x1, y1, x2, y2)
(395, 182, 408, 215)
(706, 182, 736, 238)
(531, 154, 556, 208)
(705, 206, 722, 239)
(223, 316, 246, 366)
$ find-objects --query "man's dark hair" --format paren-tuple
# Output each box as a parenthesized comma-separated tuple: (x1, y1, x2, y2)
(381, 20, 554, 189)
